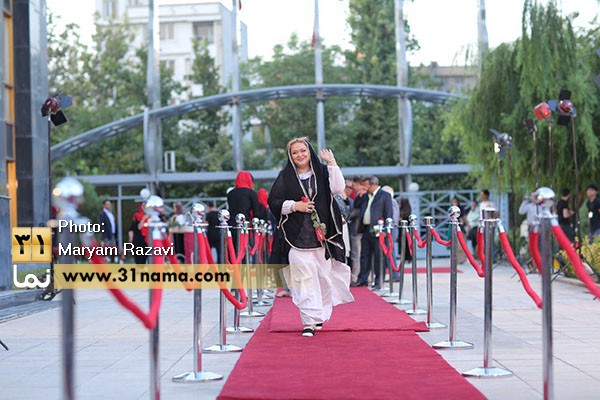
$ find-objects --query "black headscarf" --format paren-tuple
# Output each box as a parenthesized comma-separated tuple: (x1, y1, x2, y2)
(268, 138, 346, 265)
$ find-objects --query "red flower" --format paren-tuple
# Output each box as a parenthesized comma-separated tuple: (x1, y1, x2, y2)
(301, 196, 308, 202)
(315, 226, 326, 242)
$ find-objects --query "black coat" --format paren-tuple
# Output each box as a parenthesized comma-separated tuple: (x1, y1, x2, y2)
(268, 141, 345, 265)
(358, 188, 393, 234)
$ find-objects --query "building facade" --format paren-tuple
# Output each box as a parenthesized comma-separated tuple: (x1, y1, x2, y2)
(0, 0, 49, 290)
(413, 62, 478, 94)
(95, 0, 248, 98)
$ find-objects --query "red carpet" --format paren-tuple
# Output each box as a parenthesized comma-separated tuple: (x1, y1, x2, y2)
(269, 287, 428, 333)
(218, 313, 486, 400)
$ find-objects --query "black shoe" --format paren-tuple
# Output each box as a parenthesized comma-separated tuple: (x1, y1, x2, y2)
(302, 327, 315, 337)
(315, 323, 323, 330)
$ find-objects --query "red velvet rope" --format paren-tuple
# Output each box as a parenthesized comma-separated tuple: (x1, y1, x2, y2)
(268, 235, 273, 254)
(250, 232, 261, 256)
(90, 240, 163, 330)
(378, 232, 389, 256)
(405, 231, 413, 256)
(199, 233, 248, 310)
(498, 231, 542, 307)
(430, 228, 451, 247)
(456, 230, 485, 277)
(413, 230, 427, 248)
(529, 231, 542, 274)
(160, 236, 193, 291)
(378, 233, 400, 272)
(551, 225, 600, 298)
(226, 232, 249, 266)
(476, 230, 486, 269)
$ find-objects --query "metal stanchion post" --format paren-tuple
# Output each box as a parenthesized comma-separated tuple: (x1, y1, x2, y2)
(240, 221, 264, 318)
(397, 221, 411, 304)
(260, 220, 274, 298)
(54, 178, 83, 400)
(538, 187, 555, 400)
(203, 210, 242, 353)
(463, 208, 512, 377)
(381, 218, 400, 302)
(173, 203, 222, 382)
(407, 214, 426, 315)
(423, 217, 445, 329)
(253, 219, 272, 306)
(227, 214, 253, 333)
(144, 195, 166, 400)
(376, 219, 385, 290)
(433, 206, 473, 349)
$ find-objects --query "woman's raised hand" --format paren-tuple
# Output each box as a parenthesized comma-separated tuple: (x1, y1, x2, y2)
(319, 148, 336, 165)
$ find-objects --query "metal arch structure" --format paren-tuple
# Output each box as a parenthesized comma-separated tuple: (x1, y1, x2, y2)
(51, 83, 464, 161)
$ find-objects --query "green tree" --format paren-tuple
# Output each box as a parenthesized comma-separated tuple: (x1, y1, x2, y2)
(242, 34, 352, 169)
(445, 1, 600, 194)
(48, 15, 183, 178)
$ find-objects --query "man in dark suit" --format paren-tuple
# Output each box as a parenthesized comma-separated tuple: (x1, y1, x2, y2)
(356, 176, 393, 289)
(98, 199, 118, 247)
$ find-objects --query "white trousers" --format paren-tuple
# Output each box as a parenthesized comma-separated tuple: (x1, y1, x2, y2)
(284, 246, 354, 326)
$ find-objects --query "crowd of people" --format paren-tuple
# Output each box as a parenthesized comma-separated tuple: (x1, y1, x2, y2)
(96, 135, 599, 337)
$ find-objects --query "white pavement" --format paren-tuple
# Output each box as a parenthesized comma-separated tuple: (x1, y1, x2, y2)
(1, 257, 599, 399)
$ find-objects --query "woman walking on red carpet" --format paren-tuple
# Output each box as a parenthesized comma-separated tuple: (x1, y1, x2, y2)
(268, 137, 354, 337)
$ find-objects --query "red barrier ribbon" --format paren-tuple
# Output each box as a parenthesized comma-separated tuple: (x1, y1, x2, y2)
(529, 230, 542, 274)
(378, 232, 400, 272)
(199, 233, 248, 310)
(430, 228, 451, 247)
(268, 235, 273, 254)
(226, 232, 249, 266)
(551, 224, 600, 299)
(250, 232, 262, 256)
(498, 231, 542, 307)
(160, 236, 193, 291)
(456, 230, 485, 277)
(405, 231, 413, 256)
(477, 229, 486, 270)
(89, 240, 163, 330)
(414, 230, 427, 248)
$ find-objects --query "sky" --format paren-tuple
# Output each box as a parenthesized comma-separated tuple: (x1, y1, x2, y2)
(47, 0, 599, 66)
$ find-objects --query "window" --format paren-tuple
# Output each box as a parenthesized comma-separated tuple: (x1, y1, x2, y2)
(3, 0, 11, 12)
(5, 123, 13, 160)
(128, 0, 146, 6)
(160, 23, 174, 41)
(161, 60, 175, 74)
(193, 22, 214, 44)
(103, 0, 116, 19)
(184, 58, 192, 76)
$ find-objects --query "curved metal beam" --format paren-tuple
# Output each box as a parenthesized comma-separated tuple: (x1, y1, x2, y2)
(51, 83, 464, 161)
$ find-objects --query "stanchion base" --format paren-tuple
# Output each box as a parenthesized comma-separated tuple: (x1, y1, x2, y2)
(432, 340, 474, 350)
(226, 326, 254, 333)
(253, 300, 272, 307)
(406, 308, 427, 315)
(240, 310, 265, 317)
(462, 367, 513, 378)
(384, 298, 401, 304)
(395, 298, 412, 305)
(426, 322, 446, 329)
(380, 292, 399, 298)
(202, 344, 243, 353)
(172, 371, 223, 383)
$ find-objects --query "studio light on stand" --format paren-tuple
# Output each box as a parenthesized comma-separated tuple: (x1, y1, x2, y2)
(551, 90, 581, 250)
(41, 94, 72, 127)
(491, 129, 516, 249)
(534, 101, 554, 188)
(523, 118, 539, 187)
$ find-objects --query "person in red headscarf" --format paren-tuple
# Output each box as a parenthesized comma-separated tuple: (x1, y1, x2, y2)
(227, 171, 261, 223)
(128, 202, 150, 265)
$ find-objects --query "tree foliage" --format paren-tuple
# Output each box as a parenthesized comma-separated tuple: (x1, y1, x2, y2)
(445, 1, 600, 195)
